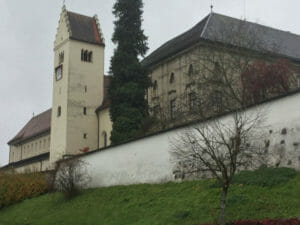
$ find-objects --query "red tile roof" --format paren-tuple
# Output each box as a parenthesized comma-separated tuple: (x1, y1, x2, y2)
(8, 109, 51, 145)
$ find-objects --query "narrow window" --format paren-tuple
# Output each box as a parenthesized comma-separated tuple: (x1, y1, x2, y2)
(170, 73, 175, 84)
(81, 49, 84, 61)
(188, 92, 196, 111)
(211, 91, 223, 113)
(83, 107, 87, 115)
(188, 64, 194, 76)
(84, 50, 88, 61)
(88, 51, 93, 62)
(57, 106, 61, 117)
(170, 99, 176, 119)
(153, 80, 158, 91)
(83, 133, 87, 139)
(103, 132, 107, 147)
(84, 85, 87, 93)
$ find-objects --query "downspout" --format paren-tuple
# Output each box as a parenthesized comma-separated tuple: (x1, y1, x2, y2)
(20, 144, 23, 160)
(96, 111, 100, 149)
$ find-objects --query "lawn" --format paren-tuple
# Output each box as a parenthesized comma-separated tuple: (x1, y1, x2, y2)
(0, 168, 299, 225)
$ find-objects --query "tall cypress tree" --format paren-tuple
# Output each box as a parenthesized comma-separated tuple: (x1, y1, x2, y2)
(109, 0, 149, 144)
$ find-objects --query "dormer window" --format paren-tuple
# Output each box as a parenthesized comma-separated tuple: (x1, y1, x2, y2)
(170, 73, 175, 84)
(81, 49, 93, 62)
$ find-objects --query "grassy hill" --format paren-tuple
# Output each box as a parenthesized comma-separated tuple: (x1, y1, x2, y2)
(0, 168, 299, 225)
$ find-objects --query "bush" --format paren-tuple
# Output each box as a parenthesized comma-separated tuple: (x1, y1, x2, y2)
(232, 218, 300, 225)
(54, 158, 90, 200)
(0, 171, 49, 209)
(211, 167, 297, 188)
(199, 218, 300, 225)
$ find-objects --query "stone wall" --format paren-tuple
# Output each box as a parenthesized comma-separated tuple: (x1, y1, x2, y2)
(77, 91, 300, 188)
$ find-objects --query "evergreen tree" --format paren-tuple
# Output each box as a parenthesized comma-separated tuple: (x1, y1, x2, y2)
(109, 0, 149, 144)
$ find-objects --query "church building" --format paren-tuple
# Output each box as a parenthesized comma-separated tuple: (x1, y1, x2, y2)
(6, 6, 300, 172)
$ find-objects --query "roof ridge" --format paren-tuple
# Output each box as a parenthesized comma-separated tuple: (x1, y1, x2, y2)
(200, 12, 213, 37)
(212, 12, 300, 39)
(67, 10, 94, 19)
(144, 14, 210, 60)
(32, 108, 52, 119)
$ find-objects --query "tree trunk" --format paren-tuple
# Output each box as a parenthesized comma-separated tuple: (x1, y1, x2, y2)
(219, 187, 228, 225)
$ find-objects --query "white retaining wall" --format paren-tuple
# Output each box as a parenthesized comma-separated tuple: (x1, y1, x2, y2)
(81, 92, 300, 187)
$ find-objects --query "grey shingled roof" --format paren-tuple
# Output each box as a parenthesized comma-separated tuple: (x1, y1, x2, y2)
(67, 11, 104, 45)
(142, 13, 300, 67)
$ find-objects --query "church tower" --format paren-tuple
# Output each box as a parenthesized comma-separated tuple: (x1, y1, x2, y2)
(50, 5, 105, 165)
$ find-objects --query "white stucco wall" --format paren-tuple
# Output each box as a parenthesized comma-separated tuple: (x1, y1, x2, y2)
(80, 92, 300, 188)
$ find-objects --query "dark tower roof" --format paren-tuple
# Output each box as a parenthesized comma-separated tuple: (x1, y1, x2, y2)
(67, 11, 104, 45)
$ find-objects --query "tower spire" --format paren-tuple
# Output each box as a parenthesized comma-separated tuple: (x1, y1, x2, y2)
(210, 0, 214, 13)
(62, 0, 66, 9)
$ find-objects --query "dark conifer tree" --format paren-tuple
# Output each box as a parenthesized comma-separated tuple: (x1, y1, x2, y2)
(109, 0, 149, 144)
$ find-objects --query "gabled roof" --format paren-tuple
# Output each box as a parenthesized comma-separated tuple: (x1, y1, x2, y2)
(142, 12, 300, 67)
(67, 11, 104, 45)
(8, 109, 51, 145)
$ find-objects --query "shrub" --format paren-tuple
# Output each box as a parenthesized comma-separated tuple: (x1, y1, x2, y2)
(54, 158, 90, 200)
(232, 218, 300, 225)
(199, 218, 300, 225)
(0, 171, 49, 209)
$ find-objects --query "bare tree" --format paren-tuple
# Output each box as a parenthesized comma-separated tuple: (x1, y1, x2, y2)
(54, 158, 90, 199)
(171, 109, 268, 225)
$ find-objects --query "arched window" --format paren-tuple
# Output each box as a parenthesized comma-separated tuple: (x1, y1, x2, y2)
(170, 72, 175, 84)
(102, 131, 107, 147)
(57, 106, 61, 117)
(153, 80, 158, 91)
(188, 64, 194, 76)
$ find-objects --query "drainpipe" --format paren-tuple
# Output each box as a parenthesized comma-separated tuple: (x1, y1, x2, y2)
(96, 111, 100, 149)
(20, 144, 23, 160)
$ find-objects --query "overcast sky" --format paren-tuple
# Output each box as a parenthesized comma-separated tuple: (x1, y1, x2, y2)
(1, 0, 300, 166)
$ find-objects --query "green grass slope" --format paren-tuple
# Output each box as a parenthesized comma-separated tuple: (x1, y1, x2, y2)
(0, 168, 299, 225)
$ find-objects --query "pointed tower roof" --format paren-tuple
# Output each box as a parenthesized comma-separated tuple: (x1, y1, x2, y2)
(57, 5, 105, 46)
